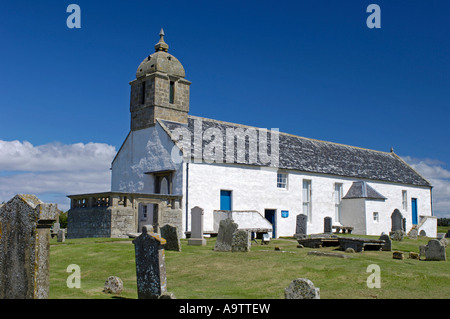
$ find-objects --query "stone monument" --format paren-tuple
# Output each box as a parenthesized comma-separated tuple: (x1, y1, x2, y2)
(160, 223, 181, 251)
(294, 214, 307, 239)
(284, 278, 320, 299)
(324, 216, 332, 234)
(231, 229, 251, 252)
(133, 225, 170, 298)
(420, 239, 447, 261)
(188, 206, 206, 246)
(378, 233, 392, 251)
(0, 194, 57, 299)
(214, 218, 239, 252)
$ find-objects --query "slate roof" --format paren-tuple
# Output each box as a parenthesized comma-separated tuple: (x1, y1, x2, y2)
(342, 181, 387, 200)
(159, 116, 431, 187)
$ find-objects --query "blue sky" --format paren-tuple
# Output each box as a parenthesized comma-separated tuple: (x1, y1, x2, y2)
(0, 1, 449, 216)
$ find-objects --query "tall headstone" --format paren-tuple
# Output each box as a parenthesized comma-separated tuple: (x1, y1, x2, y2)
(231, 229, 251, 252)
(324, 216, 332, 234)
(214, 218, 238, 252)
(391, 209, 404, 232)
(133, 226, 169, 298)
(188, 206, 206, 246)
(284, 278, 320, 299)
(295, 214, 307, 239)
(0, 194, 57, 299)
(160, 224, 181, 252)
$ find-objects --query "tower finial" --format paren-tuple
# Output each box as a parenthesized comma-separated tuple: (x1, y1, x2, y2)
(155, 28, 169, 52)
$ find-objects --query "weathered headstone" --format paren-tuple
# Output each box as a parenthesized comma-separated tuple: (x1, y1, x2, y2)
(391, 209, 404, 232)
(103, 276, 123, 294)
(214, 218, 239, 252)
(391, 229, 404, 241)
(133, 227, 169, 298)
(188, 206, 206, 246)
(57, 229, 65, 243)
(231, 229, 251, 252)
(378, 233, 392, 251)
(421, 239, 446, 261)
(408, 228, 418, 240)
(294, 214, 307, 239)
(0, 194, 57, 299)
(284, 278, 320, 299)
(445, 230, 450, 238)
(324, 216, 332, 234)
(160, 224, 181, 252)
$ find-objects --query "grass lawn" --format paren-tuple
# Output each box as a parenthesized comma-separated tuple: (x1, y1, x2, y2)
(49, 232, 450, 299)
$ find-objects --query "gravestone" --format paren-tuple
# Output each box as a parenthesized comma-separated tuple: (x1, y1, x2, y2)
(231, 229, 251, 252)
(391, 229, 404, 241)
(324, 216, 332, 234)
(57, 229, 65, 243)
(133, 227, 169, 298)
(188, 206, 206, 246)
(446, 230, 450, 238)
(408, 228, 418, 240)
(294, 214, 307, 239)
(422, 239, 446, 261)
(391, 209, 404, 232)
(160, 224, 181, 252)
(284, 278, 320, 299)
(51, 222, 61, 238)
(0, 194, 57, 299)
(378, 234, 392, 251)
(103, 276, 123, 294)
(214, 218, 238, 252)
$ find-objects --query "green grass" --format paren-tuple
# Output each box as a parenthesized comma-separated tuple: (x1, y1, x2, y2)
(49, 233, 450, 299)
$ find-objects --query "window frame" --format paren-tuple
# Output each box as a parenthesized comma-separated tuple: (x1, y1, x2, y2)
(303, 179, 312, 220)
(277, 172, 288, 189)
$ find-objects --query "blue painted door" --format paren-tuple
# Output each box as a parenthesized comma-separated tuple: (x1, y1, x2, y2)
(264, 209, 276, 238)
(220, 190, 232, 211)
(411, 198, 418, 225)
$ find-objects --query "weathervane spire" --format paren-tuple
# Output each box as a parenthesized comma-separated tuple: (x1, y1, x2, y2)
(154, 28, 169, 52)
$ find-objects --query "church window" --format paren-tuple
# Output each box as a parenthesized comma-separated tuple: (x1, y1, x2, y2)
(141, 80, 146, 104)
(335, 183, 343, 223)
(169, 81, 175, 104)
(303, 179, 312, 220)
(277, 172, 287, 189)
(402, 190, 407, 211)
(373, 212, 379, 222)
(142, 205, 148, 219)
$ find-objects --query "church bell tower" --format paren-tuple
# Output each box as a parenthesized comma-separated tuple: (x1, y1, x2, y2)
(129, 29, 191, 131)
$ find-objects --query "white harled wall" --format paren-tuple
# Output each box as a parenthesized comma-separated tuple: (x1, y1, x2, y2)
(111, 123, 184, 195)
(186, 161, 432, 237)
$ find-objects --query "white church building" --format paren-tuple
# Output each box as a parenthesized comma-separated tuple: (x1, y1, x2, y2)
(68, 30, 436, 239)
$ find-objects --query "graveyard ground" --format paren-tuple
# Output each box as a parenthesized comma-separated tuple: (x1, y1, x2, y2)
(49, 230, 450, 299)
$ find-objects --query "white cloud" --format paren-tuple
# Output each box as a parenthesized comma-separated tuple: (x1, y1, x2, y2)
(402, 156, 450, 218)
(0, 140, 116, 211)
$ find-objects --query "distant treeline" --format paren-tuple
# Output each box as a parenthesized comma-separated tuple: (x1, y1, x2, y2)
(438, 218, 450, 226)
